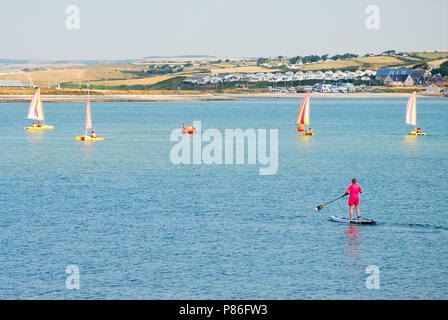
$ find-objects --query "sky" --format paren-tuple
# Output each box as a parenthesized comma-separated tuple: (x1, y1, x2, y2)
(0, 0, 447, 60)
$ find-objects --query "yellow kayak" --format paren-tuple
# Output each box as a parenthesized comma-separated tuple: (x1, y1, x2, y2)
(76, 135, 104, 141)
(24, 125, 54, 130)
(409, 130, 426, 136)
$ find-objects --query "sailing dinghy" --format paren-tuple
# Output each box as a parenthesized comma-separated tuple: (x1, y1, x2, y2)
(76, 91, 104, 141)
(296, 92, 314, 136)
(406, 92, 426, 136)
(24, 88, 54, 130)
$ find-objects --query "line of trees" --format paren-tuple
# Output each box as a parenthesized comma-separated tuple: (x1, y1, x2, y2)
(288, 53, 358, 65)
(257, 53, 360, 66)
(431, 61, 448, 77)
(125, 64, 184, 76)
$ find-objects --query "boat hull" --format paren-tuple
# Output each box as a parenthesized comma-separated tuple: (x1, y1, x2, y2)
(304, 132, 314, 136)
(76, 135, 104, 141)
(409, 130, 426, 136)
(24, 125, 54, 130)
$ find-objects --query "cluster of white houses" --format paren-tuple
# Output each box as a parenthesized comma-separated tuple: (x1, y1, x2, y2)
(183, 67, 448, 90)
(269, 83, 356, 94)
(184, 70, 376, 85)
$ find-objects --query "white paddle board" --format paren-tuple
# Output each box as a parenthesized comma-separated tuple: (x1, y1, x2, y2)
(331, 215, 376, 225)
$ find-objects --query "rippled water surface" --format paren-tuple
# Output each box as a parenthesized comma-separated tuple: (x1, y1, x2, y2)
(0, 97, 447, 299)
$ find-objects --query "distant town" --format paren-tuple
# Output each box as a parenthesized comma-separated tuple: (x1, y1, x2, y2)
(0, 50, 447, 97)
(184, 68, 447, 95)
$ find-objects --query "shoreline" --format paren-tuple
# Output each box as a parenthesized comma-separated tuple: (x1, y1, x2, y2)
(0, 92, 445, 103)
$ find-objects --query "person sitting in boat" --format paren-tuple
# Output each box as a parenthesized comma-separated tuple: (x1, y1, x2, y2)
(37, 121, 41, 127)
(305, 127, 313, 135)
(32, 122, 36, 128)
(416, 127, 422, 133)
(90, 130, 97, 138)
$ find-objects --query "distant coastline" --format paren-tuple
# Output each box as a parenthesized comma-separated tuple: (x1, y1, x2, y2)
(0, 92, 444, 103)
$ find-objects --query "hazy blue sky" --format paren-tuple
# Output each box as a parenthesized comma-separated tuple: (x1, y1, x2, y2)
(0, 0, 447, 59)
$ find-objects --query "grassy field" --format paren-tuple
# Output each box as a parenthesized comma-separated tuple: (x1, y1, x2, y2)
(0, 88, 205, 96)
(356, 56, 416, 66)
(412, 51, 448, 60)
(208, 65, 280, 74)
(427, 58, 448, 66)
(300, 56, 423, 71)
(0, 64, 144, 88)
(0, 62, 279, 91)
(297, 53, 448, 71)
(299, 60, 361, 71)
(88, 74, 177, 87)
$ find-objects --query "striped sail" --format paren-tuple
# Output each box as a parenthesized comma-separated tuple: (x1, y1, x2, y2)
(406, 92, 417, 126)
(296, 92, 310, 125)
(26, 89, 44, 121)
(86, 90, 92, 130)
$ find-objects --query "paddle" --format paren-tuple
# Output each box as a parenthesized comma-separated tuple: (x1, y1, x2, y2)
(315, 194, 347, 211)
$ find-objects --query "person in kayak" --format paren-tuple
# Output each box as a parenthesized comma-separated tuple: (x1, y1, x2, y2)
(344, 178, 363, 220)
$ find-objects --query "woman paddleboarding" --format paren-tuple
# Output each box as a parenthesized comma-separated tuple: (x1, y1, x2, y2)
(344, 178, 363, 220)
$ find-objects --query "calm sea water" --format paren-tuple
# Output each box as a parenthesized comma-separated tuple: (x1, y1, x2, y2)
(0, 97, 447, 299)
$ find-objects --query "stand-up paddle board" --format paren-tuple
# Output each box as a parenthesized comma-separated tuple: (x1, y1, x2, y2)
(331, 215, 376, 225)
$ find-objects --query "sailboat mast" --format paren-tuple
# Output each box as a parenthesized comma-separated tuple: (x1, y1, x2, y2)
(85, 90, 92, 136)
